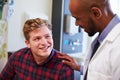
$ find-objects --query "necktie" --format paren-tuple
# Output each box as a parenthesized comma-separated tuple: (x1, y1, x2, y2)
(84, 40, 100, 80)
(90, 40, 100, 59)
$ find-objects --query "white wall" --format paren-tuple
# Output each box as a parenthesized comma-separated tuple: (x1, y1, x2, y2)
(110, 0, 120, 16)
(7, 0, 52, 52)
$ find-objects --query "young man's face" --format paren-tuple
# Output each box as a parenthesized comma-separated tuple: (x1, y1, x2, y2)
(25, 25, 53, 58)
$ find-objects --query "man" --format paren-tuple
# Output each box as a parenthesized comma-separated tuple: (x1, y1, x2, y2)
(0, 18, 74, 80)
(59, 0, 120, 80)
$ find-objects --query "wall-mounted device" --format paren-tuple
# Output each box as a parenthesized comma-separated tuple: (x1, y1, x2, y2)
(62, 33, 83, 53)
(64, 15, 81, 34)
(62, 15, 83, 54)
(2, 0, 14, 21)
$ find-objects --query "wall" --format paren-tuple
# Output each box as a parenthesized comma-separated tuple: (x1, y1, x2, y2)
(110, 0, 120, 16)
(7, 0, 52, 52)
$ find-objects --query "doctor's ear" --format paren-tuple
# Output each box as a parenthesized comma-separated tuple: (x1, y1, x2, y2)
(90, 7, 102, 19)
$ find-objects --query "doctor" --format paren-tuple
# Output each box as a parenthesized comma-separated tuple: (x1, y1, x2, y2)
(59, 0, 120, 80)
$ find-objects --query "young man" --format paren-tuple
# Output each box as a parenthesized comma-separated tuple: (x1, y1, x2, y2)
(0, 18, 74, 80)
(59, 0, 120, 80)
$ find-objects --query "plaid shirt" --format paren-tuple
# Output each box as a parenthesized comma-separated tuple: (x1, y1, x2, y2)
(0, 48, 74, 80)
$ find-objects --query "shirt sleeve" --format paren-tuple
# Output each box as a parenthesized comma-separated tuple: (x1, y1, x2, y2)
(0, 54, 15, 80)
(80, 65, 83, 75)
(59, 65, 74, 80)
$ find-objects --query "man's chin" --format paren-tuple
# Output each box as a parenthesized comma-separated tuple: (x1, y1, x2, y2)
(88, 32, 97, 37)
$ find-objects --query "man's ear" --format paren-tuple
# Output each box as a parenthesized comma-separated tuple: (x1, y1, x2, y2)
(25, 40, 30, 48)
(90, 7, 102, 19)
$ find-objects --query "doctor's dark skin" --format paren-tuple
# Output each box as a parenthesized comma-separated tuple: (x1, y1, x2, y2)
(58, 0, 114, 71)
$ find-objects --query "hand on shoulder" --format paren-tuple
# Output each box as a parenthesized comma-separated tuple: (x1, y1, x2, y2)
(58, 52, 80, 71)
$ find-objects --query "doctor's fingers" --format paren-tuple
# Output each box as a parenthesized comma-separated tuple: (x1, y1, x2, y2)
(58, 53, 73, 62)
(62, 59, 79, 70)
(62, 59, 73, 65)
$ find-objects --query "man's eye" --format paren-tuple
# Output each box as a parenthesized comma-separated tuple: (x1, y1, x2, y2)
(34, 38, 40, 41)
(46, 35, 51, 38)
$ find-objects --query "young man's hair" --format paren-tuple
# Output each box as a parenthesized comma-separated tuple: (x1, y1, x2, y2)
(23, 18, 52, 40)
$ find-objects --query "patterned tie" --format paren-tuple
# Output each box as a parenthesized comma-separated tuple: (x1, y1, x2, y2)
(84, 40, 100, 80)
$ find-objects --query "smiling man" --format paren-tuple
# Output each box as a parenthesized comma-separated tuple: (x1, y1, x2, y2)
(58, 0, 120, 80)
(0, 18, 74, 80)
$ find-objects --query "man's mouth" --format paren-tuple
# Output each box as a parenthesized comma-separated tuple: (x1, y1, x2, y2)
(39, 46, 50, 50)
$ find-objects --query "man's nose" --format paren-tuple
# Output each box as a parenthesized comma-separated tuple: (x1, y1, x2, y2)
(40, 38, 47, 45)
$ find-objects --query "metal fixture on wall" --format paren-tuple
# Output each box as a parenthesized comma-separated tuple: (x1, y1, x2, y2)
(62, 14, 83, 53)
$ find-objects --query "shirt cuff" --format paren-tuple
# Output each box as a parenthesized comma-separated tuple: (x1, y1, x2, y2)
(80, 65, 83, 75)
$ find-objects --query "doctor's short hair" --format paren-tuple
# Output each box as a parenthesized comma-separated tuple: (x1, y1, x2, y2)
(23, 18, 52, 40)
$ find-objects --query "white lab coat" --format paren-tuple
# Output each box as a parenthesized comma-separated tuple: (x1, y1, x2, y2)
(84, 22, 120, 80)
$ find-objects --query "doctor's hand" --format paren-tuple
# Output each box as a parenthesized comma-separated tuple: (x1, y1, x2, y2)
(58, 53, 80, 71)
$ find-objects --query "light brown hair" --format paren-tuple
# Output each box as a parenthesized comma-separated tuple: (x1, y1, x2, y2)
(23, 18, 52, 40)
